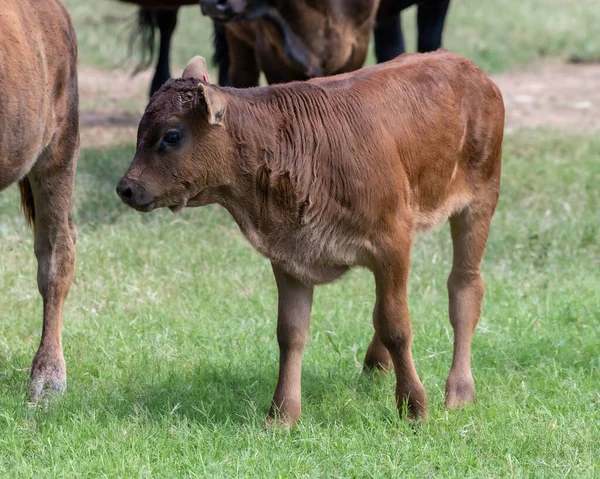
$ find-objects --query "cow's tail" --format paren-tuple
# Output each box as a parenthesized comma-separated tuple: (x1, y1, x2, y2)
(18, 177, 35, 231)
(129, 7, 158, 74)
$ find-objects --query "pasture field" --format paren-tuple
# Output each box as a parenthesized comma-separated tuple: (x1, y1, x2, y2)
(0, 132, 598, 476)
(1, 0, 599, 476)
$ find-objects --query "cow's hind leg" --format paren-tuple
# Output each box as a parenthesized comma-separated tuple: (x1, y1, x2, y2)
(150, 8, 178, 97)
(268, 263, 313, 425)
(373, 14, 405, 63)
(445, 200, 496, 409)
(27, 139, 77, 403)
(416, 0, 450, 53)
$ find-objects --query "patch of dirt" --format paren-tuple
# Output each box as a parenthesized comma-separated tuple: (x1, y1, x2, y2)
(78, 62, 600, 149)
(492, 62, 600, 133)
(78, 67, 152, 149)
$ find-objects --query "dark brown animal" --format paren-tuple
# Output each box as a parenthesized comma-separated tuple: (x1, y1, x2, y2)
(117, 51, 504, 423)
(213, 0, 380, 86)
(0, 0, 79, 402)
(200, 0, 450, 87)
(133, 0, 450, 95)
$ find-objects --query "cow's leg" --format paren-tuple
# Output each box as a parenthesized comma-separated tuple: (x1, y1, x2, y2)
(374, 13, 405, 63)
(445, 200, 495, 409)
(212, 23, 231, 86)
(364, 332, 392, 372)
(150, 8, 178, 97)
(417, 0, 450, 53)
(373, 233, 427, 420)
(227, 30, 260, 88)
(28, 141, 77, 403)
(268, 263, 313, 425)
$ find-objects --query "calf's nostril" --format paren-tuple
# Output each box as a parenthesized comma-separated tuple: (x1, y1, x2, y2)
(121, 186, 133, 199)
(116, 180, 134, 201)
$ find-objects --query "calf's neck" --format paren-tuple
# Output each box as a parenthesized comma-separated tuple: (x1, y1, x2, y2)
(117, 51, 504, 423)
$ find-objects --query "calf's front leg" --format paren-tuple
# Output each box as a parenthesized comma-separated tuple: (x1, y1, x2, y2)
(268, 263, 313, 425)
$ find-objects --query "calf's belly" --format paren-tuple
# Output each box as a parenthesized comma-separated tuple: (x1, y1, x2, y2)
(275, 258, 350, 286)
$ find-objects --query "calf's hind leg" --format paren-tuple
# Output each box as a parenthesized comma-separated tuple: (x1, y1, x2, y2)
(445, 201, 496, 408)
(27, 142, 77, 403)
(364, 332, 392, 372)
(268, 264, 313, 425)
(373, 237, 428, 420)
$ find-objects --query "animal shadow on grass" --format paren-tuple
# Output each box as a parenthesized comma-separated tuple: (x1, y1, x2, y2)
(85, 360, 395, 427)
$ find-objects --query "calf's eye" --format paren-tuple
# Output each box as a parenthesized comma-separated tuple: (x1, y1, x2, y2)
(162, 130, 182, 147)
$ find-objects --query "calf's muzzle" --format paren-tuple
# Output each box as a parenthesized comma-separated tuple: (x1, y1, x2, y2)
(116, 177, 155, 212)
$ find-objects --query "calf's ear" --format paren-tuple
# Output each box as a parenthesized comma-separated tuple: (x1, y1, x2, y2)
(198, 83, 226, 125)
(182, 56, 210, 82)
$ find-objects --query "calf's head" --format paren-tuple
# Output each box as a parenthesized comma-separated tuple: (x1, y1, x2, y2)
(117, 56, 228, 213)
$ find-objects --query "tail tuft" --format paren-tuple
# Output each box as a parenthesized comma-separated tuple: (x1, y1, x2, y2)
(129, 7, 158, 75)
(18, 176, 35, 231)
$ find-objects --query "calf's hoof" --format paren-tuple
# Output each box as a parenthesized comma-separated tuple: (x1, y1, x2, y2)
(28, 351, 66, 404)
(363, 345, 393, 373)
(397, 382, 428, 421)
(267, 399, 301, 427)
(363, 359, 393, 374)
(445, 371, 475, 409)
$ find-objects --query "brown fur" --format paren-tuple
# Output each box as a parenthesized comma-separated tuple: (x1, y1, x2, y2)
(0, 0, 79, 402)
(118, 51, 504, 424)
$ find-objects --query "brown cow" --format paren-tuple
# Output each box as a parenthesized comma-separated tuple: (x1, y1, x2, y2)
(117, 51, 504, 423)
(0, 0, 79, 402)
(199, 0, 449, 88)
(213, 0, 380, 86)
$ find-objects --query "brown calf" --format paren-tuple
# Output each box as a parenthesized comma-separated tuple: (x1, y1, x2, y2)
(117, 51, 504, 423)
(0, 0, 79, 402)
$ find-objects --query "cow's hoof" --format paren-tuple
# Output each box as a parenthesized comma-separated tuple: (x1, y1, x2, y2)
(445, 372, 475, 409)
(28, 351, 66, 404)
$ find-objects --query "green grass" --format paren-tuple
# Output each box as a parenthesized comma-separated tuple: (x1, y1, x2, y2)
(63, 0, 600, 74)
(1, 130, 599, 476)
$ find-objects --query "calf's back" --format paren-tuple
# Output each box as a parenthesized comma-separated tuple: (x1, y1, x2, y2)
(218, 51, 504, 279)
